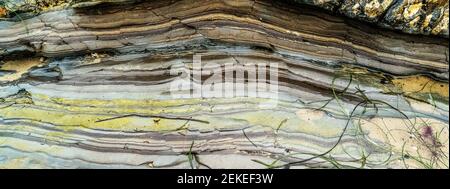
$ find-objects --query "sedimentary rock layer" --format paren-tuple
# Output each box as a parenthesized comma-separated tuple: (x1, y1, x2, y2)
(1, 0, 449, 37)
(0, 0, 448, 169)
(294, 0, 449, 37)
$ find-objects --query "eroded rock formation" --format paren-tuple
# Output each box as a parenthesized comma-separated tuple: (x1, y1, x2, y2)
(0, 0, 448, 169)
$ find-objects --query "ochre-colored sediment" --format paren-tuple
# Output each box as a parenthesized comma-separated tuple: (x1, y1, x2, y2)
(0, 57, 43, 81)
(0, 0, 448, 169)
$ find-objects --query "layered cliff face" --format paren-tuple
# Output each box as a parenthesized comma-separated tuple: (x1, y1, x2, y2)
(0, 0, 448, 169)
(2, 0, 449, 37)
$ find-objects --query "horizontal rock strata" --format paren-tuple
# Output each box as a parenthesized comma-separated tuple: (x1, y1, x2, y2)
(0, 0, 448, 169)
(1, 0, 449, 37)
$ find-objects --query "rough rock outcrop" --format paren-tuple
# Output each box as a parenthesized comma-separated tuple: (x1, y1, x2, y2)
(293, 0, 449, 37)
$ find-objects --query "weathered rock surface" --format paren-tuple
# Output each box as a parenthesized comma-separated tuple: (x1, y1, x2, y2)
(293, 0, 449, 37)
(0, 0, 448, 169)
